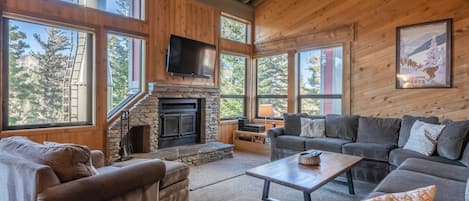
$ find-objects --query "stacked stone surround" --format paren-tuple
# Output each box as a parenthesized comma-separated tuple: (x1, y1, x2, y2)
(107, 82, 220, 162)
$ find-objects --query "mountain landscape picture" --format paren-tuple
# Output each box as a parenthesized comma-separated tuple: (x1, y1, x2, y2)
(396, 19, 451, 88)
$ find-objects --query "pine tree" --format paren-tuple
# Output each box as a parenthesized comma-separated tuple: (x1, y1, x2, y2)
(220, 54, 245, 118)
(32, 28, 71, 123)
(108, 35, 130, 108)
(300, 54, 322, 115)
(8, 24, 32, 125)
(257, 54, 288, 117)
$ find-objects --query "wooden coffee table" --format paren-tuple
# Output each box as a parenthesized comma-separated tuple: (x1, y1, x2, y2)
(246, 150, 362, 201)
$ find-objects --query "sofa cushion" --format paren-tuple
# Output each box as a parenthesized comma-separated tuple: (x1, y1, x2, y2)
(373, 169, 466, 201)
(161, 160, 190, 189)
(398, 115, 439, 147)
(389, 148, 463, 167)
(325, 114, 359, 140)
(398, 158, 469, 182)
(438, 119, 469, 160)
(461, 143, 469, 167)
(276, 135, 306, 151)
(283, 113, 324, 136)
(357, 117, 401, 145)
(304, 137, 352, 153)
(0, 136, 95, 182)
(342, 142, 396, 162)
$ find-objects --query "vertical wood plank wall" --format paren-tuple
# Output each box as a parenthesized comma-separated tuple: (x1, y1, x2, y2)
(0, 0, 246, 151)
(254, 0, 469, 120)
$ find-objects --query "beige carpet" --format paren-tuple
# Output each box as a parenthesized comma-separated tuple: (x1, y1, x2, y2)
(189, 151, 377, 201)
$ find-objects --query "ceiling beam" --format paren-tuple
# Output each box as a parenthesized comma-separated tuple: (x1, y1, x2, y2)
(194, 0, 254, 20)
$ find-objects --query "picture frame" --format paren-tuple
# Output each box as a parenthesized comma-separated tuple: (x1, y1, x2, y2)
(396, 19, 452, 89)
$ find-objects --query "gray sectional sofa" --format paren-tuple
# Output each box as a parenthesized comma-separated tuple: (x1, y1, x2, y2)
(268, 113, 469, 201)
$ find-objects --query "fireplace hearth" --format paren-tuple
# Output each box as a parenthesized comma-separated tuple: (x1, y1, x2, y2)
(158, 98, 201, 148)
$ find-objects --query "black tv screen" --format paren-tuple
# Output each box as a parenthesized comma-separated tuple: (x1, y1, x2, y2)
(166, 35, 216, 78)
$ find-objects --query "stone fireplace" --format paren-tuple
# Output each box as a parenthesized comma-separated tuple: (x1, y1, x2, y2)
(107, 82, 219, 161)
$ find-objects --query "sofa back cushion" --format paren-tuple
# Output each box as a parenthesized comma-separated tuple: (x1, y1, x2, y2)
(0, 136, 96, 182)
(398, 115, 439, 147)
(437, 119, 469, 160)
(357, 117, 401, 145)
(283, 113, 324, 136)
(325, 114, 359, 140)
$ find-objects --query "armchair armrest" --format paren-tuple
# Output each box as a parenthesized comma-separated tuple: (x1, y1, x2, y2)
(267, 127, 285, 147)
(90, 150, 105, 168)
(267, 127, 285, 138)
(37, 159, 166, 201)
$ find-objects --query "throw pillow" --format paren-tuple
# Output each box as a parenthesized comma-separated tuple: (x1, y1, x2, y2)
(44, 141, 99, 175)
(398, 115, 439, 147)
(0, 136, 96, 182)
(403, 120, 446, 156)
(357, 117, 401, 145)
(283, 113, 324, 136)
(364, 185, 436, 201)
(437, 119, 469, 160)
(325, 114, 359, 140)
(299, 118, 325, 138)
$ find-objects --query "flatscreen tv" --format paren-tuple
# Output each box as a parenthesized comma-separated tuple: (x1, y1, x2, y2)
(166, 35, 216, 78)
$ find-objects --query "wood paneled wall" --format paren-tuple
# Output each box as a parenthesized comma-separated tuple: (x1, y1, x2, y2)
(0, 0, 248, 151)
(255, 0, 469, 120)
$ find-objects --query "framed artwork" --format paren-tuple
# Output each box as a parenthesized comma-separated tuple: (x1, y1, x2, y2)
(396, 19, 452, 89)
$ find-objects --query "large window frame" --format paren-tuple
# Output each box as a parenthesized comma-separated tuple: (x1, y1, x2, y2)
(219, 52, 248, 120)
(2, 16, 95, 130)
(255, 53, 289, 120)
(106, 31, 146, 118)
(297, 45, 343, 115)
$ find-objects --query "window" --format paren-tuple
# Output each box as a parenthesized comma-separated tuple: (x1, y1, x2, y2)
(298, 46, 343, 115)
(256, 54, 288, 119)
(220, 15, 248, 43)
(3, 18, 93, 129)
(106, 33, 145, 117)
(61, 0, 144, 20)
(220, 53, 246, 120)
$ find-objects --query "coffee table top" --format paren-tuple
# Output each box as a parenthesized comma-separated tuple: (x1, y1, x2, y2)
(246, 150, 362, 193)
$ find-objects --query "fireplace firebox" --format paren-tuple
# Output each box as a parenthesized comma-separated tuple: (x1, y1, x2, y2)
(158, 99, 201, 148)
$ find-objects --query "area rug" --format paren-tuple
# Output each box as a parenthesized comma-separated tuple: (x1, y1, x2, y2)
(188, 151, 270, 190)
(189, 151, 377, 201)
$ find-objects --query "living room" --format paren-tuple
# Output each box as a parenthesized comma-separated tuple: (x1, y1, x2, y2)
(1, 0, 469, 201)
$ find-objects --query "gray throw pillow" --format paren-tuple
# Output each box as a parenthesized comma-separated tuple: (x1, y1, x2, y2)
(438, 119, 469, 160)
(283, 113, 324, 136)
(398, 115, 439, 147)
(325, 114, 359, 140)
(357, 117, 401, 145)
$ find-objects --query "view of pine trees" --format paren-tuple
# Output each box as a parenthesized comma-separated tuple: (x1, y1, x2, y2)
(220, 54, 246, 119)
(221, 16, 247, 43)
(219, 16, 248, 119)
(6, 1, 139, 126)
(257, 54, 288, 118)
(7, 20, 90, 126)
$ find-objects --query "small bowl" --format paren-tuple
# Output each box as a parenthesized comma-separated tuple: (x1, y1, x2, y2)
(298, 152, 321, 166)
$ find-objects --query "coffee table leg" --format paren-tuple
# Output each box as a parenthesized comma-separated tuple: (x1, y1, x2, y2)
(262, 180, 270, 200)
(346, 170, 355, 195)
(303, 192, 311, 201)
